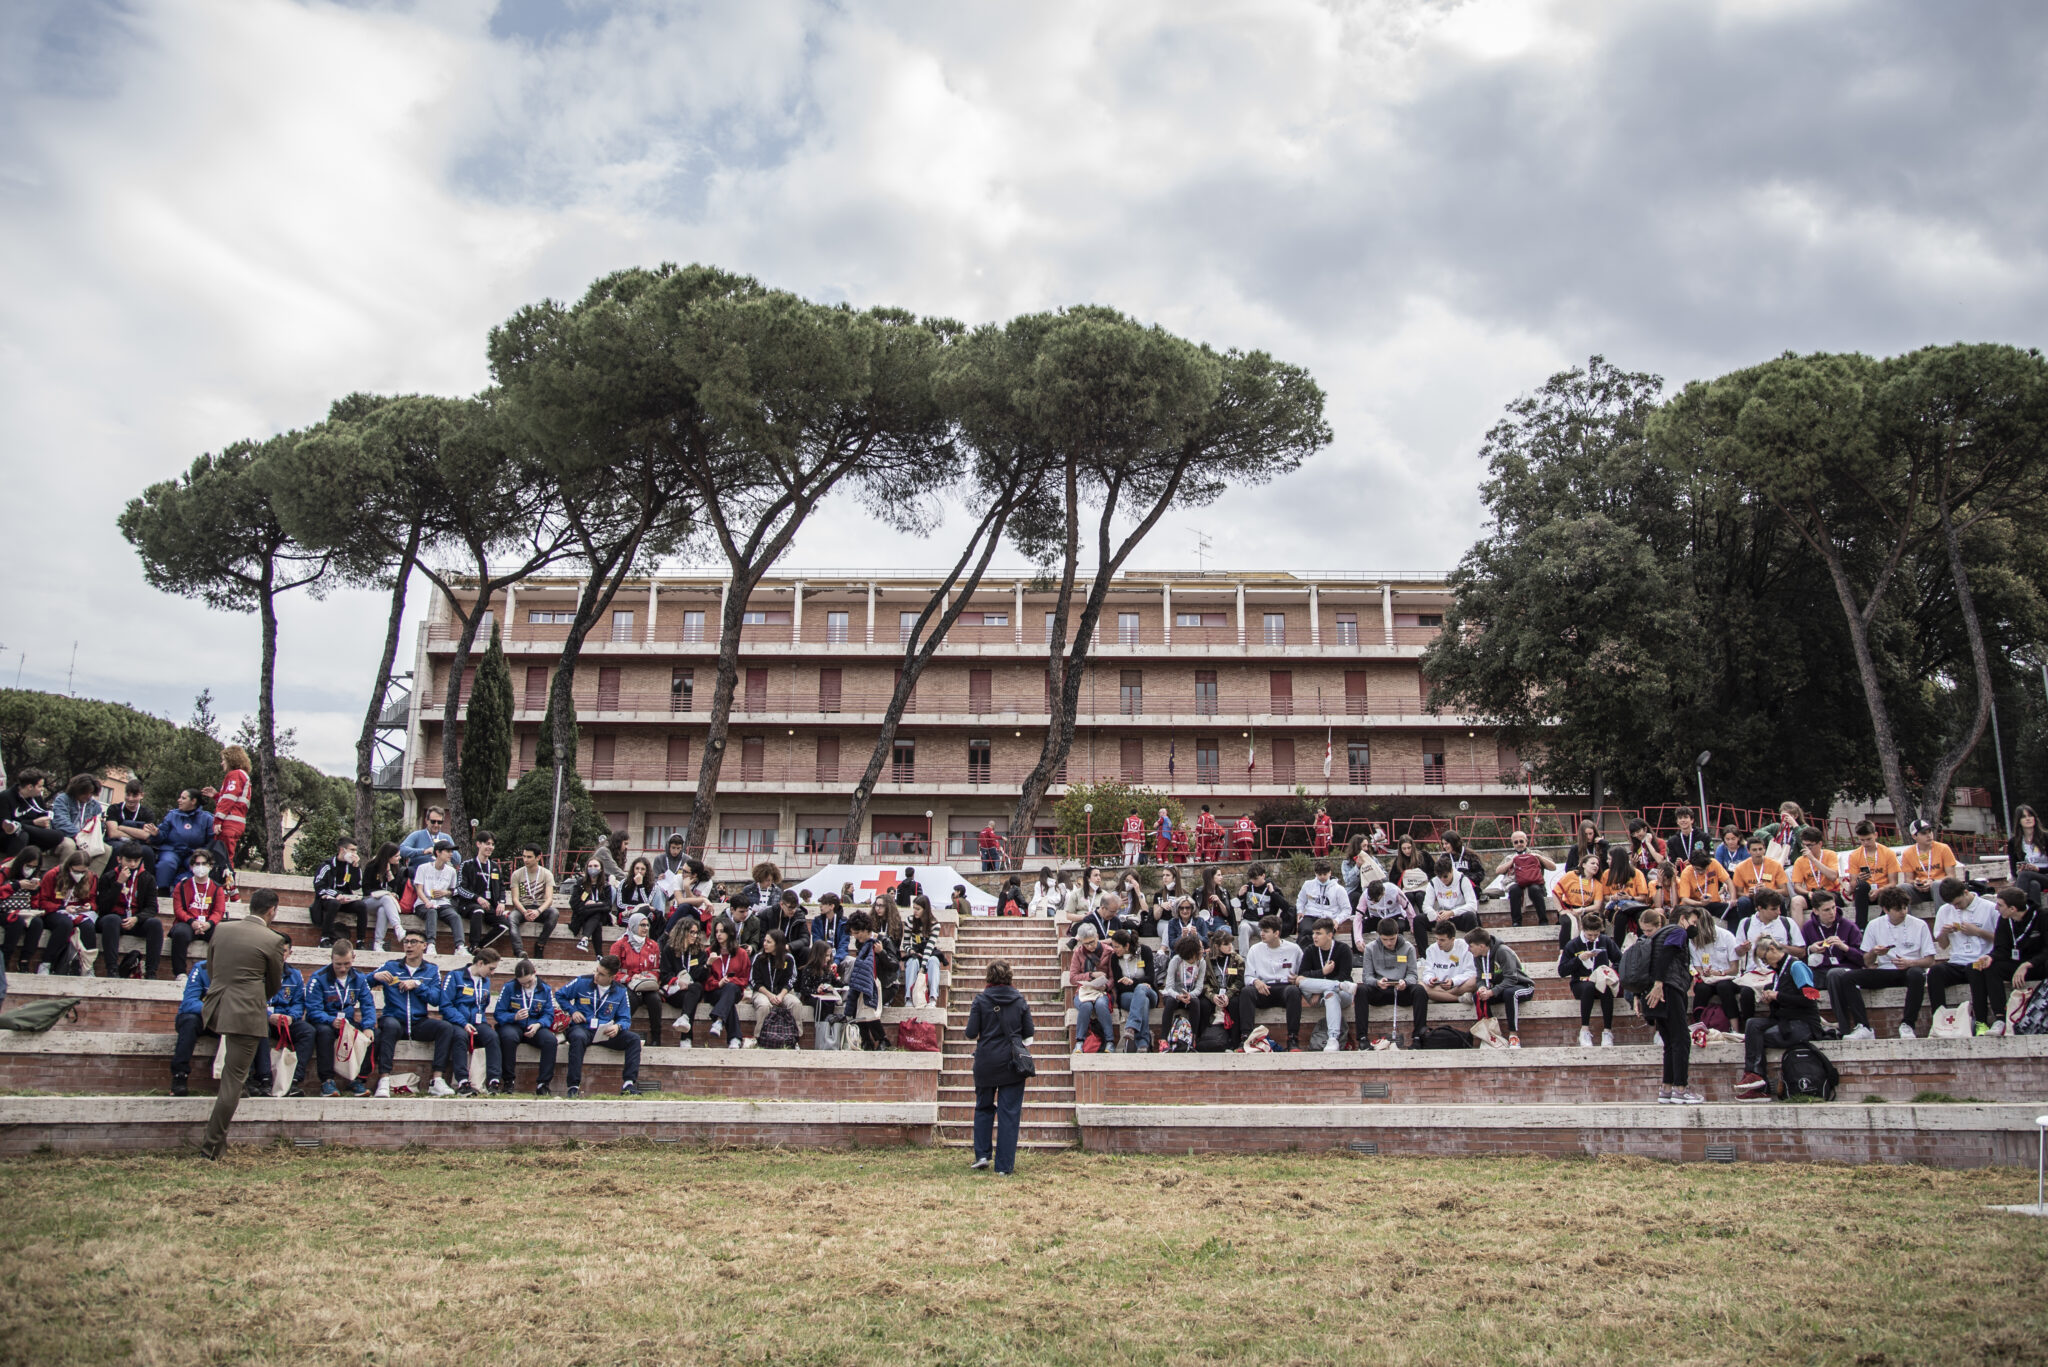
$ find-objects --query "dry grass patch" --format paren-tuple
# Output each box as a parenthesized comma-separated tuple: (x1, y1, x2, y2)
(0, 1145, 2044, 1365)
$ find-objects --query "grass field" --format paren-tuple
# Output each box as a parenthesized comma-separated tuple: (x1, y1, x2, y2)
(2, 1145, 2044, 1366)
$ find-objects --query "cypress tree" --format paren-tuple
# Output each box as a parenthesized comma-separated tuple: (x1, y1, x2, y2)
(460, 626, 514, 831)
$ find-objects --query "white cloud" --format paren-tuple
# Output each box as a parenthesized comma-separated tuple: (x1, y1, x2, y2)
(2, 0, 2041, 770)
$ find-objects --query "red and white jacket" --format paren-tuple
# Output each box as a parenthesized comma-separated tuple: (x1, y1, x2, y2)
(213, 769, 251, 832)
(1122, 815, 1144, 842)
(174, 876, 226, 925)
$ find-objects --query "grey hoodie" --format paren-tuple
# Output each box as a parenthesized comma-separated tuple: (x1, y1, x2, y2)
(1358, 936, 1419, 988)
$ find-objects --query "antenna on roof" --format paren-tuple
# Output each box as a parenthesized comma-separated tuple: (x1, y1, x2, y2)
(1190, 529, 1213, 573)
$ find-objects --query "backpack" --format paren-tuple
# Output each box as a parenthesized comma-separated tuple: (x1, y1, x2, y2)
(2012, 985, 2048, 1037)
(1618, 935, 1656, 995)
(1777, 1042, 1838, 1100)
(1416, 1025, 1476, 1050)
(755, 1003, 801, 1049)
(1196, 1024, 1230, 1053)
(118, 950, 145, 980)
(1165, 1015, 1196, 1053)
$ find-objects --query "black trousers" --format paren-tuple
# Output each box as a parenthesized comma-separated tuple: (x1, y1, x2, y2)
(1692, 977, 1750, 1027)
(1652, 988, 1690, 1086)
(167, 918, 212, 978)
(497, 1023, 558, 1087)
(565, 1024, 641, 1088)
(1159, 992, 1213, 1043)
(34, 910, 94, 971)
(1237, 982, 1302, 1044)
(1827, 966, 1924, 1032)
(374, 1015, 452, 1073)
(1928, 962, 1993, 1025)
(508, 908, 558, 955)
(98, 913, 162, 977)
(1359, 983, 1427, 1038)
(467, 906, 514, 951)
(1571, 977, 1615, 1027)
(663, 981, 707, 1043)
(1743, 1015, 1814, 1078)
(313, 897, 370, 946)
(2, 913, 41, 967)
(1506, 883, 1548, 926)
(312, 1020, 373, 1083)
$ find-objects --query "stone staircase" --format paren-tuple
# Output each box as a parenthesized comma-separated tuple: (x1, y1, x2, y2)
(937, 917, 1077, 1150)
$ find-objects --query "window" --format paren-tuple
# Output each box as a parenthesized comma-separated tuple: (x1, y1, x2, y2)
(1176, 611, 1227, 628)
(643, 818, 687, 853)
(1117, 612, 1141, 644)
(1422, 737, 1446, 785)
(872, 816, 930, 857)
(458, 667, 475, 705)
(1347, 740, 1371, 785)
(1175, 612, 1203, 628)
(590, 734, 616, 781)
(523, 666, 549, 711)
(1196, 739, 1220, 784)
(968, 669, 992, 714)
(671, 667, 694, 712)
(597, 667, 621, 710)
(1028, 824, 1058, 856)
(968, 738, 992, 784)
(947, 816, 991, 858)
(899, 610, 921, 644)
(981, 612, 1008, 627)
(1269, 670, 1292, 715)
(1120, 738, 1145, 782)
(1270, 738, 1296, 785)
(1119, 670, 1143, 716)
(1262, 612, 1286, 645)
(1045, 611, 1058, 643)
(609, 610, 635, 642)
(740, 736, 765, 781)
(1334, 612, 1358, 646)
(666, 735, 691, 781)
(681, 610, 706, 643)
(527, 610, 574, 624)
(891, 738, 916, 783)
(518, 732, 537, 770)
(1417, 614, 1443, 628)
(800, 820, 844, 854)
(818, 668, 842, 713)
(1345, 671, 1368, 715)
(816, 735, 840, 782)
(742, 610, 791, 626)
(744, 668, 768, 712)
(1194, 670, 1218, 715)
(825, 610, 850, 643)
(717, 816, 778, 854)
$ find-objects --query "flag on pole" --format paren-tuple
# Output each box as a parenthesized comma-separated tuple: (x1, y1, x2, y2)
(1324, 726, 1332, 780)
(1247, 729, 1256, 773)
(1168, 740, 1176, 780)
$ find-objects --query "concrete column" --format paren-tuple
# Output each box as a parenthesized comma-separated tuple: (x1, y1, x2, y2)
(1235, 582, 1246, 646)
(1381, 583, 1395, 646)
(1308, 584, 1320, 646)
(792, 580, 804, 641)
(1014, 581, 1024, 645)
(1162, 583, 1173, 646)
(645, 581, 658, 643)
(866, 582, 877, 645)
(504, 585, 518, 641)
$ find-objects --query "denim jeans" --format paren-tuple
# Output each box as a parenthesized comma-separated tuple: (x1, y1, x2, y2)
(1118, 984, 1158, 1048)
(1296, 977, 1355, 1038)
(1074, 993, 1114, 1047)
(903, 953, 944, 1007)
(974, 1081, 1025, 1173)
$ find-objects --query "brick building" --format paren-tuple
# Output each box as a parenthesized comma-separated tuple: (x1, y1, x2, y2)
(401, 569, 1541, 871)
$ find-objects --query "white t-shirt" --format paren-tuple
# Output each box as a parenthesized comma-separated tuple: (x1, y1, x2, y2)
(412, 860, 459, 908)
(1862, 913, 1936, 970)
(1244, 939, 1303, 985)
(1424, 875, 1477, 917)
(1691, 925, 1739, 978)
(1422, 939, 1476, 988)
(1933, 895, 1998, 966)
(1737, 914, 1804, 972)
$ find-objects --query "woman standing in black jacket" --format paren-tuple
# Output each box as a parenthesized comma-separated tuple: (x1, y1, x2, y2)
(1643, 907, 1704, 1104)
(964, 961, 1036, 1175)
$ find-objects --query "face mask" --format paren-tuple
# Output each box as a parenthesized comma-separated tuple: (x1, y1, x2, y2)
(191, 868, 211, 881)
(70, 870, 84, 881)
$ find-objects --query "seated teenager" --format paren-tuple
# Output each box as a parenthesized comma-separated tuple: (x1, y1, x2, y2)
(454, 833, 507, 951)
(794, 940, 844, 1047)
(1550, 857, 1601, 949)
(1712, 826, 1746, 876)
(1733, 936, 1824, 1099)
(1494, 829, 1557, 927)
(1800, 891, 1863, 998)
(94, 841, 162, 979)
(1421, 856, 1479, 934)
(1900, 820, 1958, 908)
(1239, 916, 1304, 1051)
(1067, 923, 1115, 1051)
(1594, 848, 1652, 943)
(1990, 886, 2045, 1027)
(660, 917, 711, 1047)
(29, 851, 98, 975)
(361, 843, 407, 953)
(1673, 848, 1733, 932)
(554, 953, 642, 1097)
(1688, 911, 1749, 1029)
(1729, 836, 1790, 932)
(437, 948, 502, 1097)
(1233, 866, 1291, 948)
(900, 897, 944, 1009)
(1419, 919, 1477, 1014)
(1466, 927, 1532, 1047)
(410, 839, 465, 953)
(1108, 928, 1159, 1052)
(167, 960, 264, 1096)
(103, 781, 157, 847)
(371, 931, 449, 1097)
(617, 857, 657, 922)
(1352, 878, 1413, 951)
(1789, 828, 1844, 919)
(702, 919, 752, 1048)
(0, 849, 46, 971)
(492, 958, 558, 1094)
(1206, 930, 1244, 1039)
(1734, 889, 1805, 972)
(505, 845, 559, 955)
(1929, 877, 1999, 1036)
(1157, 932, 1213, 1045)
(167, 849, 225, 980)
(1294, 860, 1351, 947)
(613, 912, 664, 1045)
(1832, 885, 1936, 1040)
(252, 960, 314, 1097)
(1558, 910, 1622, 1047)
(749, 926, 801, 1042)
(1842, 820, 1903, 927)
(1359, 916, 1426, 1048)
(304, 940, 377, 1097)
(2009, 805, 2048, 913)
(1295, 919, 1355, 1051)
(312, 837, 370, 950)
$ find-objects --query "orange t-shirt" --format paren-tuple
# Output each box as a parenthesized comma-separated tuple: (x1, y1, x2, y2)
(1900, 841, 1957, 889)
(1792, 849, 1842, 892)
(1675, 861, 1733, 904)
(1553, 872, 1597, 911)
(1731, 856, 1788, 897)
(1596, 871, 1651, 904)
(1842, 844, 1900, 887)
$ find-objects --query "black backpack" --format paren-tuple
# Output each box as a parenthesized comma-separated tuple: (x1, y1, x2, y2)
(1416, 1025, 1476, 1050)
(1778, 1043, 1838, 1100)
(1618, 935, 1656, 995)
(1196, 1024, 1230, 1053)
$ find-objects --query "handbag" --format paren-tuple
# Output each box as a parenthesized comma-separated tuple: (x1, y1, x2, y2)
(75, 812, 107, 862)
(1930, 1002, 1975, 1039)
(814, 1014, 845, 1051)
(269, 1022, 297, 1097)
(1470, 1017, 1509, 1048)
(2011, 985, 2048, 1037)
(896, 1018, 939, 1052)
(466, 1028, 491, 1090)
(333, 1020, 371, 1082)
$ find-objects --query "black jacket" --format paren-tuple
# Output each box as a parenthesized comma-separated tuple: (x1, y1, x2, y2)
(453, 857, 498, 912)
(1298, 939, 1354, 985)
(1235, 882, 1292, 937)
(94, 866, 157, 918)
(1557, 934, 1622, 981)
(1994, 908, 2046, 967)
(965, 984, 1036, 1089)
(1666, 828, 1708, 865)
(750, 950, 797, 993)
(315, 856, 364, 903)
(1108, 943, 1157, 995)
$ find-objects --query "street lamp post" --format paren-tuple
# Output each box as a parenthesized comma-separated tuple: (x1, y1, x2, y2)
(1695, 751, 1713, 835)
(1084, 803, 1094, 869)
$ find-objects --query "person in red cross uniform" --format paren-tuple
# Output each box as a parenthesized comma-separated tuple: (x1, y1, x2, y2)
(1121, 813, 1145, 866)
(1312, 809, 1333, 859)
(1195, 807, 1223, 863)
(977, 821, 1001, 872)
(206, 745, 253, 872)
(1232, 814, 1258, 862)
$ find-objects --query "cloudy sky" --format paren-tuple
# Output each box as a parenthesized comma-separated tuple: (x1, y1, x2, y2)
(4, 0, 2043, 771)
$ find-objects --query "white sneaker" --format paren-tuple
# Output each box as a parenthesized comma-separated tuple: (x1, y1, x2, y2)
(677, 1038, 692, 1050)
(1600, 1030, 1613, 1047)
(1845, 1025, 1875, 1041)
(1578, 1027, 1594, 1049)
(1322, 1039, 1340, 1053)
(1991, 1020, 2008, 1037)
(708, 1019, 724, 1038)
(728, 1038, 743, 1049)
(428, 1077, 456, 1098)
(374, 1078, 392, 1098)
(1897, 1023, 1917, 1039)
(174, 974, 187, 987)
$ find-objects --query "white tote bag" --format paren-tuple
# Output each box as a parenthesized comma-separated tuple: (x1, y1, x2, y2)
(333, 1021, 372, 1082)
(270, 1042, 298, 1097)
(1930, 1002, 1974, 1039)
(467, 1028, 491, 1091)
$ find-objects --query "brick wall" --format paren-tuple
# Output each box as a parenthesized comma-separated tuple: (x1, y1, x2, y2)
(0, 1118, 931, 1156)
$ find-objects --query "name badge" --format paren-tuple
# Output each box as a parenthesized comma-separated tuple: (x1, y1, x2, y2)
(1396, 956, 1408, 963)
